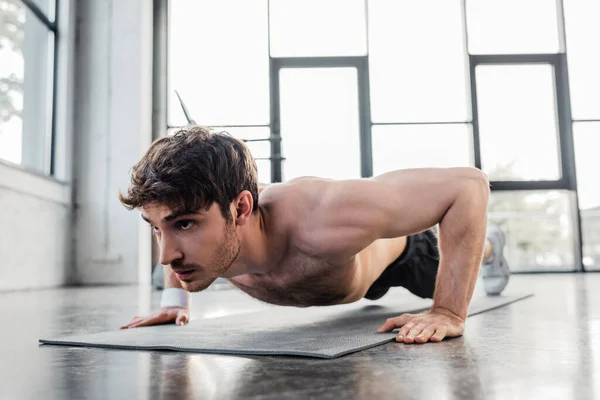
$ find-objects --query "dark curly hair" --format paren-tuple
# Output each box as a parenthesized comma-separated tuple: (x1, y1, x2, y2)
(119, 126, 259, 220)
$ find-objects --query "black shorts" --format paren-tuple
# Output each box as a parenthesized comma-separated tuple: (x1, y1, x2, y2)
(364, 227, 440, 300)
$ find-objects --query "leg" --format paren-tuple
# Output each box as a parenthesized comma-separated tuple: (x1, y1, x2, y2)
(480, 226, 510, 295)
(482, 239, 493, 263)
(364, 227, 440, 300)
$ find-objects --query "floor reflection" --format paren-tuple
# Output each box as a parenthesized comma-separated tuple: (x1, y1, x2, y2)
(2, 274, 600, 399)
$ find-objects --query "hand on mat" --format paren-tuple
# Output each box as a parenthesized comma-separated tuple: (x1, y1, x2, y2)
(377, 307, 465, 344)
(119, 307, 189, 329)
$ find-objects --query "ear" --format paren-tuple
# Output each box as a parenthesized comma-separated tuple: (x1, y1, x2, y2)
(232, 190, 254, 226)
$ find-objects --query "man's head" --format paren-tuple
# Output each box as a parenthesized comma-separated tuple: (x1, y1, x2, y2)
(119, 126, 259, 291)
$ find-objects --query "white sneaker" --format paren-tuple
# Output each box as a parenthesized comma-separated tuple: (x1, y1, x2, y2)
(480, 226, 510, 296)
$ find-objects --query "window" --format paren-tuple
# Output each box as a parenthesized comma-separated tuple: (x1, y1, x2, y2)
(372, 124, 473, 175)
(573, 122, 600, 271)
(0, 0, 56, 175)
(475, 64, 561, 181)
(488, 191, 577, 272)
(564, 0, 600, 120)
(269, 0, 367, 57)
(165, 0, 595, 272)
(279, 67, 361, 180)
(368, 0, 470, 123)
(30, 0, 55, 22)
(466, 0, 561, 54)
(168, 0, 269, 127)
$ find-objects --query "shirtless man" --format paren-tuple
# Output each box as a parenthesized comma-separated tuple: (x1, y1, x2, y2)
(119, 127, 510, 344)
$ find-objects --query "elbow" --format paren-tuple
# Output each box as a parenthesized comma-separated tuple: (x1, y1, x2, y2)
(449, 167, 490, 203)
(465, 167, 490, 188)
(462, 168, 490, 206)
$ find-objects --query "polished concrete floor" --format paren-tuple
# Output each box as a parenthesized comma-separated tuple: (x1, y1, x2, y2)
(1, 273, 599, 400)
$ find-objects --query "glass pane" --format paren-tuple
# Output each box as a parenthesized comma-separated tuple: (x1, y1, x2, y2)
(209, 126, 271, 160)
(279, 68, 360, 180)
(466, 0, 560, 54)
(212, 126, 270, 141)
(564, 0, 600, 120)
(30, 0, 56, 22)
(372, 124, 473, 175)
(269, 0, 367, 57)
(476, 64, 561, 181)
(573, 122, 600, 270)
(0, 3, 53, 174)
(255, 159, 271, 184)
(368, 0, 470, 123)
(168, 0, 269, 126)
(245, 141, 270, 159)
(488, 191, 576, 272)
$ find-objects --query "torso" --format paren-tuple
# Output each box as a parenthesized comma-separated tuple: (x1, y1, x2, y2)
(229, 178, 408, 307)
(229, 250, 358, 307)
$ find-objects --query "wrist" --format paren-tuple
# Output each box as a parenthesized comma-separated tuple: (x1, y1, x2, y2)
(431, 305, 465, 322)
(160, 287, 191, 309)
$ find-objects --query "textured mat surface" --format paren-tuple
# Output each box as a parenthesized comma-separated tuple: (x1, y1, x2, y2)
(40, 293, 532, 359)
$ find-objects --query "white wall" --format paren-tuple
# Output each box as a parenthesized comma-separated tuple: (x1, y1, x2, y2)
(0, 0, 154, 290)
(73, 0, 153, 285)
(0, 0, 76, 291)
(0, 168, 72, 291)
(0, 163, 71, 291)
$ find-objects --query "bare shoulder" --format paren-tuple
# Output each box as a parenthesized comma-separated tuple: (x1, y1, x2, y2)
(260, 176, 332, 210)
(260, 168, 489, 263)
(259, 177, 336, 254)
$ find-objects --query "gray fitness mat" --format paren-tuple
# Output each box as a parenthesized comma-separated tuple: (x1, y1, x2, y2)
(40, 293, 532, 359)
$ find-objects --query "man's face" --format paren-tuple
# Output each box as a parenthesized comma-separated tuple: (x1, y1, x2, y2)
(141, 202, 240, 292)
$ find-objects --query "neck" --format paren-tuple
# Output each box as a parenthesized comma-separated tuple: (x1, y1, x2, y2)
(222, 206, 273, 278)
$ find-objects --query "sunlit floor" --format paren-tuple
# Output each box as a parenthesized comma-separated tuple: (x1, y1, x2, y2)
(2, 273, 599, 399)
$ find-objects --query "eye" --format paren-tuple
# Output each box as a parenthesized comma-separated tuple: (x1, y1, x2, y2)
(150, 225, 160, 233)
(176, 220, 194, 230)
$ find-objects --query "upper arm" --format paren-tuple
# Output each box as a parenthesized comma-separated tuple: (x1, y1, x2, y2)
(300, 168, 489, 260)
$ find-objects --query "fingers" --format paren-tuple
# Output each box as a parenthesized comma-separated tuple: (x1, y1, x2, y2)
(394, 322, 412, 341)
(120, 316, 143, 330)
(430, 326, 448, 342)
(398, 323, 427, 344)
(121, 313, 166, 330)
(127, 314, 164, 329)
(397, 324, 449, 343)
(381, 310, 462, 344)
(378, 315, 429, 343)
(175, 310, 189, 326)
(377, 314, 412, 332)
(120, 308, 188, 329)
(414, 325, 436, 343)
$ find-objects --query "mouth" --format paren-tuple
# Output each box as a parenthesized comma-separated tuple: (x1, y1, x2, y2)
(173, 269, 195, 281)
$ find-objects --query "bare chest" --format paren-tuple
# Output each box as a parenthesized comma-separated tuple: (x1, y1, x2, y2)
(229, 252, 359, 307)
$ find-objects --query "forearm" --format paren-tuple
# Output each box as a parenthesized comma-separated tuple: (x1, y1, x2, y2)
(432, 180, 489, 320)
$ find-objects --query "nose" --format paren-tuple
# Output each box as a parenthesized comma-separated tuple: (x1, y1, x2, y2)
(158, 234, 183, 266)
